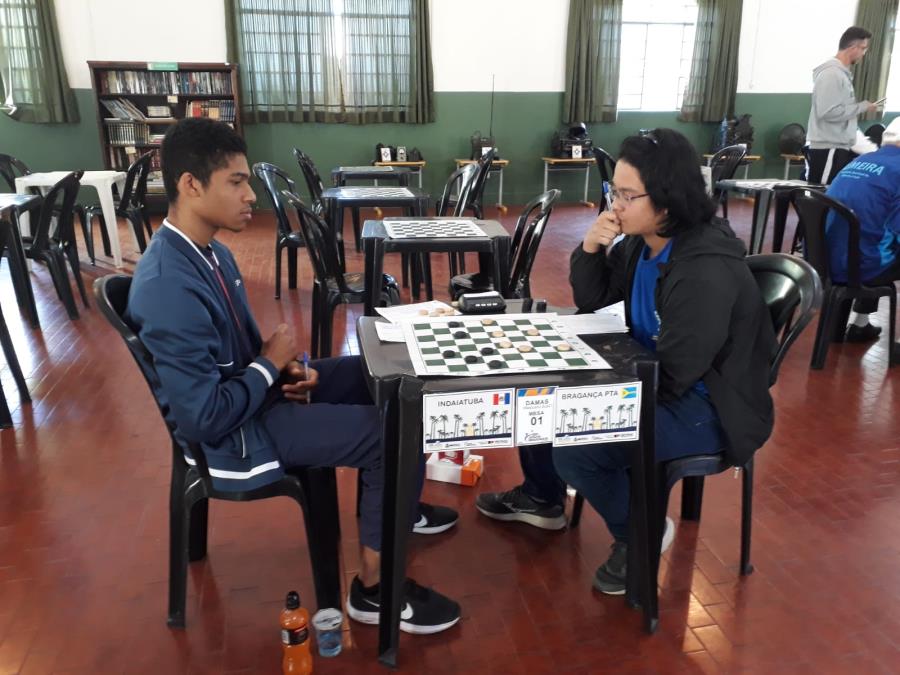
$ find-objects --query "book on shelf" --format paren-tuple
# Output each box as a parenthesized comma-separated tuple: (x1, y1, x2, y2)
(98, 69, 233, 96)
(101, 98, 146, 120)
(185, 99, 236, 122)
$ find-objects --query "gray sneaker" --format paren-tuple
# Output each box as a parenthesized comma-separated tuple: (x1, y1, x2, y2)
(593, 541, 628, 595)
(475, 485, 567, 530)
(593, 518, 675, 596)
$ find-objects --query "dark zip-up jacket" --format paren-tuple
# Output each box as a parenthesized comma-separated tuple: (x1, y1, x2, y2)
(569, 219, 777, 466)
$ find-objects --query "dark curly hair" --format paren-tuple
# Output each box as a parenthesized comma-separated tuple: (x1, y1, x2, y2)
(161, 117, 247, 203)
(617, 128, 716, 238)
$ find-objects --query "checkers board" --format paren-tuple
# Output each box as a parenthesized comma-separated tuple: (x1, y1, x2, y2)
(383, 218, 487, 239)
(401, 313, 611, 377)
(336, 165, 397, 172)
(337, 186, 414, 198)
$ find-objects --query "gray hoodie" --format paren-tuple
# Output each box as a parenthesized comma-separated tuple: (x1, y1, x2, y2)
(807, 58, 869, 149)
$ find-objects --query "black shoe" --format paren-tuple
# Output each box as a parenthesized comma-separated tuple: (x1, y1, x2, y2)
(846, 323, 882, 342)
(413, 502, 459, 535)
(475, 485, 567, 530)
(346, 576, 461, 635)
(593, 542, 627, 595)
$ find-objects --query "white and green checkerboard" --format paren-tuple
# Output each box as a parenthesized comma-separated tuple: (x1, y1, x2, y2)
(401, 313, 611, 377)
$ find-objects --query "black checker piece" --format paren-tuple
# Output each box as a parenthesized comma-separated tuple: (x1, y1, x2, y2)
(481, 347, 496, 355)
(464, 355, 480, 364)
(453, 330, 468, 339)
(448, 321, 463, 327)
(442, 349, 458, 358)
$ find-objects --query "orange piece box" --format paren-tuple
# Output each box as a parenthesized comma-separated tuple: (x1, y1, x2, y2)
(426, 453, 484, 486)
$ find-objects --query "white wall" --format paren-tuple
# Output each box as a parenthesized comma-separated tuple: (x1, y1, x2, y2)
(57, 1, 227, 89)
(737, 0, 858, 93)
(56, 0, 866, 95)
(430, 0, 570, 92)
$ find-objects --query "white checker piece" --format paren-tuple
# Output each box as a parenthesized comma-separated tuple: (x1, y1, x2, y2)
(383, 219, 486, 239)
(339, 186, 414, 198)
(401, 313, 611, 377)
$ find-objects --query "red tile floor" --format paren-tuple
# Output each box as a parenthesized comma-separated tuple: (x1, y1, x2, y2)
(0, 198, 899, 674)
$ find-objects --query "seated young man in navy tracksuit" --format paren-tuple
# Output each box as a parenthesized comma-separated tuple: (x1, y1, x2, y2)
(824, 116, 900, 350)
(127, 117, 460, 634)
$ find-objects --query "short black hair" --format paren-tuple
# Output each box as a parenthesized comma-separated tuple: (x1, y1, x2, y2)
(839, 26, 872, 50)
(616, 128, 716, 238)
(161, 117, 247, 202)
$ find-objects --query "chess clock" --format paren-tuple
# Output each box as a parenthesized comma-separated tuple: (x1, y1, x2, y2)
(458, 291, 507, 314)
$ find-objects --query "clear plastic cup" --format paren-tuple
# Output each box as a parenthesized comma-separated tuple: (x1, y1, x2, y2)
(311, 608, 343, 657)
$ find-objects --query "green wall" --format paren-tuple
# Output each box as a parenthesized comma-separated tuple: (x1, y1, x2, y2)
(2, 88, 897, 208)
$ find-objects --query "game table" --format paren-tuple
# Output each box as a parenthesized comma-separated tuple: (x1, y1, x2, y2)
(361, 217, 511, 315)
(356, 306, 662, 667)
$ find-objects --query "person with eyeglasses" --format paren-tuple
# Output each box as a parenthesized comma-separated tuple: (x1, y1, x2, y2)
(476, 128, 777, 595)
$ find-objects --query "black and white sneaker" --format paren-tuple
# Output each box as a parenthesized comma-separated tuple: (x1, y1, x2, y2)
(346, 576, 461, 635)
(475, 485, 567, 530)
(413, 503, 459, 535)
(592, 518, 676, 596)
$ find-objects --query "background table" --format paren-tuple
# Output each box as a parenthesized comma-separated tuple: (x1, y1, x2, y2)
(321, 186, 429, 268)
(16, 170, 128, 268)
(780, 153, 806, 179)
(330, 165, 410, 187)
(717, 178, 824, 254)
(540, 157, 596, 207)
(356, 312, 660, 666)
(361, 217, 510, 314)
(454, 158, 510, 213)
(703, 153, 762, 179)
(373, 160, 426, 188)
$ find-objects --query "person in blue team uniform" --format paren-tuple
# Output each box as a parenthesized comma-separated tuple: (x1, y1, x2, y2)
(824, 115, 900, 347)
(127, 117, 460, 634)
(476, 129, 777, 595)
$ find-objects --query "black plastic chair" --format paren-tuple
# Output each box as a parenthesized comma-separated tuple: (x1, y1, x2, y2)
(571, 253, 823, 581)
(22, 171, 88, 320)
(93, 274, 342, 628)
(0, 224, 32, 427)
(789, 188, 898, 369)
(82, 151, 155, 261)
(710, 144, 748, 218)
(435, 163, 478, 219)
(0, 153, 32, 191)
(252, 162, 305, 299)
(593, 147, 616, 213)
(468, 148, 497, 221)
(450, 189, 561, 300)
(282, 191, 399, 358)
(865, 123, 885, 147)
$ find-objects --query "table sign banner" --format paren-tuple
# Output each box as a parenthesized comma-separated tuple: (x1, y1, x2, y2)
(552, 383, 642, 447)
(515, 386, 557, 445)
(422, 389, 515, 453)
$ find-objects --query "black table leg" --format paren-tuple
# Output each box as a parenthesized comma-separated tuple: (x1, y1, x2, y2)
(625, 359, 659, 633)
(378, 376, 421, 668)
(771, 189, 792, 253)
(749, 189, 774, 255)
(363, 236, 384, 317)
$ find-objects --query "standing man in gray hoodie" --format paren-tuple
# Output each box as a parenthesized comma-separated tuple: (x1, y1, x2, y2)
(807, 26, 881, 184)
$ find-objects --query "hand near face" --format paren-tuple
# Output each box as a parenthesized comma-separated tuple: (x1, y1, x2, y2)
(582, 210, 623, 254)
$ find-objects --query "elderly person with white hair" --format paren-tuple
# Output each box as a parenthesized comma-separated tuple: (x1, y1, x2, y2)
(824, 116, 900, 346)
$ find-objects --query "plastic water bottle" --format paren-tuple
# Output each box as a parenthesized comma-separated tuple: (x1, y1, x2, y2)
(281, 591, 312, 674)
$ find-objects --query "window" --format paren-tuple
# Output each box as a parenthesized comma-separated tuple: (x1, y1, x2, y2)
(884, 23, 900, 109)
(233, 0, 416, 116)
(617, 0, 698, 112)
(0, 0, 44, 110)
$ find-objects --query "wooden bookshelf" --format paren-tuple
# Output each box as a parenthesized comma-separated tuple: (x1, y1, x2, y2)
(87, 61, 243, 210)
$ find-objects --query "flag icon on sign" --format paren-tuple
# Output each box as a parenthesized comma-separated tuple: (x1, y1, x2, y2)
(492, 392, 511, 405)
(621, 386, 637, 399)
